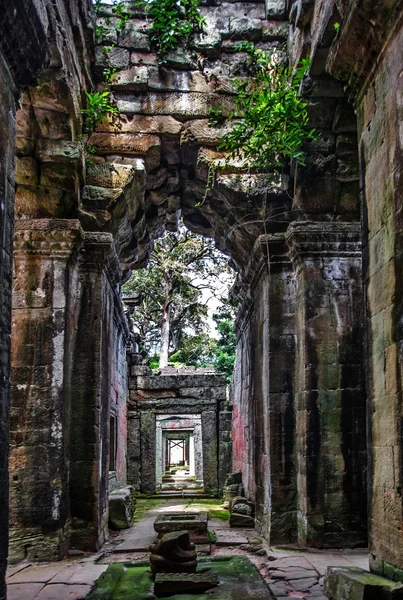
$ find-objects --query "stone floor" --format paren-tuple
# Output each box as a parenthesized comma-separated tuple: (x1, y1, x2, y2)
(6, 499, 369, 600)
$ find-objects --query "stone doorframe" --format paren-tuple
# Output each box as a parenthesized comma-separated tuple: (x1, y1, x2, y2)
(155, 415, 203, 488)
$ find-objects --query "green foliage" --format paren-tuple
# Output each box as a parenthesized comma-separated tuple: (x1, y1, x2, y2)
(333, 22, 340, 31)
(218, 42, 315, 172)
(146, 0, 206, 57)
(208, 106, 226, 127)
(81, 90, 118, 132)
(95, 23, 108, 42)
(210, 305, 236, 382)
(104, 66, 119, 83)
(169, 332, 216, 367)
(123, 223, 233, 366)
(111, 0, 132, 31)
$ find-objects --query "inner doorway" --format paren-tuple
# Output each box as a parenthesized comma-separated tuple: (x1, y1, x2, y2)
(156, 415, 204, 493)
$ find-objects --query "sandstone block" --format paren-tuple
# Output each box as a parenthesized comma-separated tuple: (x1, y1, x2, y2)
(148, 68, 213, 93)
(229, 17, 262, 40)
(15, 186, 76, 219)
(95, 17, 118, 45)
(34, 108, 72, 140)
(265, 0, 286, 19)
(324, 567, 403, 600)
(130, 51, 159, 66)
(202, 3, 265, 20)
(96, 114, 182, 135)
(86, 163, 138, 189)
(88, 133, 161, 169)
(95, 46, 130, 69)
(15, 157, 38, 186)
(162, 48, 198, 70)
(230, 513, 255, 527)
(118, 23, 150, 50)
(108, 487, 134, 529)
(261, 20, 288, 40)
(193, 31, 221, 56)
(40, 163, 80, 193)
(154, 571, 218, 597)
(333, 100, 357, 133)
(81, 185, 123, 209)
(36, 140, 83, 165)
(112, 66, 148, 90)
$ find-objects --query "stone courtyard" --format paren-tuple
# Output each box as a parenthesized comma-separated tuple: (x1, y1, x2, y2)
(2, 0, 403, 599)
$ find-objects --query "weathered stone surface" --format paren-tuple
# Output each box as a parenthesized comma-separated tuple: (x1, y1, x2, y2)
(229, 513, 255, 528)
(150, 531, 197, 578)
(154, 570, 218, 596)
(115, 91, 235, 118)
(265, 0, 286, 19)
(324, 567, 403, 600)
(109, 487, 135, 529)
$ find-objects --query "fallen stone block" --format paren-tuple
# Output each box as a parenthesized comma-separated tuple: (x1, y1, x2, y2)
(324, 566, 403, 600)
(229, 513, 255, 528)
(154, 570, 218, 597)
(108, 487, 134, 529)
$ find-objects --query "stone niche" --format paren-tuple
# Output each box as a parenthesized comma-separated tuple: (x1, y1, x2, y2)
(127, 366, 231, 494)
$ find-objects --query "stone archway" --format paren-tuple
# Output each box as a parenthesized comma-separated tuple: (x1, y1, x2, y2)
(6, 0, 367, 570)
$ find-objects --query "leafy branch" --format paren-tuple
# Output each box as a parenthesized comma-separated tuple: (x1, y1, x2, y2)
(216, 42, 315, 173)
(146, 0, 206, 58)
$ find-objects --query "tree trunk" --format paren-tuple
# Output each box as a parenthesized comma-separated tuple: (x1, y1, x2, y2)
(159, 303, 170, 368)
(159, 272, 172, 368)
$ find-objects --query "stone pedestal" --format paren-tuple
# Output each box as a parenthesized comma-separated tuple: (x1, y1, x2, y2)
(287, 221, 367, 547)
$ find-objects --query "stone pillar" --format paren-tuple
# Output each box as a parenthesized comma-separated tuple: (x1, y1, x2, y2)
(287, 221, 367, 547)
(232, 235, 297, 542)
(9, 219, 82, 561)
(68, 232, 122, 551)
(265, 235, 297, 544)
(201, 410, 218, 493)
(0, 54, 18, 595)
(139, 411, 156, 494)
(0, 2, 48, 591)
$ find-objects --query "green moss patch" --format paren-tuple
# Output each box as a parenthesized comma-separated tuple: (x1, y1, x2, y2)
(185, 499, 230, 521)
(88, 556, 272, 600)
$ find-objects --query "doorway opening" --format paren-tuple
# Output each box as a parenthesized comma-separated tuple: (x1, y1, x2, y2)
(156, 415, 204, 493)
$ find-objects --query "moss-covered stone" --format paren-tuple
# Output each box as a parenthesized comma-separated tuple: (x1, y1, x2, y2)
(88, 556, 273, 600)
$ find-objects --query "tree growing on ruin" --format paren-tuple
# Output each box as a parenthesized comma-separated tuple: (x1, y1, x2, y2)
(123, 224, 232, 368)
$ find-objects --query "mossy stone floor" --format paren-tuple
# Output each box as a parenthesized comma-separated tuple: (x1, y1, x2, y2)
(87, 556, 273, 600)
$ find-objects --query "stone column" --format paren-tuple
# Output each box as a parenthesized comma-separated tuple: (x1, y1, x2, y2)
(9, 219, 83, 561)
(264, 235, 297, 545)
(139, 411, 156, 494)
(232, 234, 297, 543)
(67, 232, 122, 550)
(0, 3, 48, 591)
(287, 221, 367, 547)
(201, 410, 218, 493)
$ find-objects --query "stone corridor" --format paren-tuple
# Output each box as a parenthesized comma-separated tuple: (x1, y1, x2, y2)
(6, 499, 369, 600)
(2, 0, 403, 599)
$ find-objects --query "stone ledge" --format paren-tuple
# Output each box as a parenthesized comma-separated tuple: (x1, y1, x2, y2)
(324, 566, 403, 600)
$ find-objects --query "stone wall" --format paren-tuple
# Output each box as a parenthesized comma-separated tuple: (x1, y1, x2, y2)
(325, 0, 403, 579)
(0, 0, 49, 596)
(127, 366, 230, 494)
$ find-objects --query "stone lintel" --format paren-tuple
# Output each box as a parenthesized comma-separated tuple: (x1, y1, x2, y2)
(286, 221, 361, 267)
(13, 218, 83, 258)
(326, 0, 403, 104)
